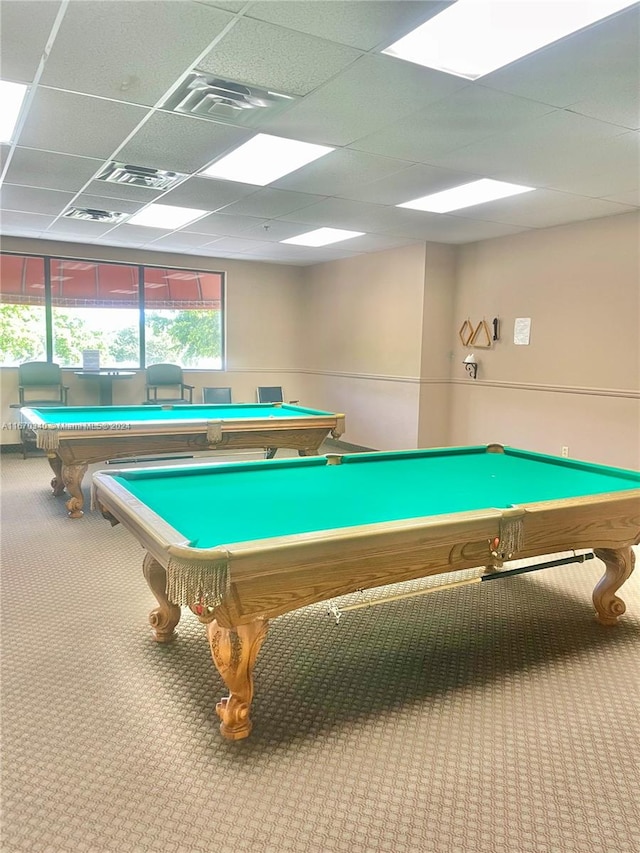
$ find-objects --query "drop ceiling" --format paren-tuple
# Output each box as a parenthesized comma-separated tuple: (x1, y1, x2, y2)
(0, 0, 638, 266)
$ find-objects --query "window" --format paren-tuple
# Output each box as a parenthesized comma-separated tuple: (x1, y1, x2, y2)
(51, 260, 140, 368)
(0, 252, 225, 368)
(143, 267, 223, 369)
(0, 254, 47, 365)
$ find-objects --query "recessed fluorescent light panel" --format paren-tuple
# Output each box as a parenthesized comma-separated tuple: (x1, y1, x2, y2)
(0, 80, 28, 143)
(127, 204, 209, 229)
(382, 0, 636, 79)
(398, 179, 535, 213)
(200, 133, 334, 186)
(282, 228, 365, 247)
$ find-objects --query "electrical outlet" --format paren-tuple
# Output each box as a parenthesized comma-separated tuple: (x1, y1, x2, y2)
(561, 446, 569, 457)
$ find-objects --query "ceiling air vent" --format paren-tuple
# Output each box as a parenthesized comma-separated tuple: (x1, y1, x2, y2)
(63, 207, 127, 224)
(96, 162, 188, 190)
(162, 73, 297, 126)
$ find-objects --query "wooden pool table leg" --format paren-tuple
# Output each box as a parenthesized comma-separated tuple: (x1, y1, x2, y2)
(142, 553, 181, 642)
(592, 546, 635, 625)
(204, 618, 270, 740)
(47, 453, 66, 497)
(62, 462, 88, 518)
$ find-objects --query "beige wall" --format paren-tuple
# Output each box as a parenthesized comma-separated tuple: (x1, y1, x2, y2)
(298, 243, 427, 449)
(417, 243, 456, 448)
(450, 212, 640, 467)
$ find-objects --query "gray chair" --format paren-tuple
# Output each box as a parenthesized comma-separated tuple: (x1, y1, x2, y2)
(257, 385, 284, 404)
(203, 387, 232, 404)
(144, 363, 194, 404)
(10, 361, 69, 458)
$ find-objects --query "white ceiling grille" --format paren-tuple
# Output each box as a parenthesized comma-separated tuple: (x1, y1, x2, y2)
(96, 163, 188, 190)
(162, 73, 297, 126)
(63, 207, 127, 223)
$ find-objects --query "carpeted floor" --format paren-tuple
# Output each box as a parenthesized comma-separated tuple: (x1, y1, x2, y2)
(1, 449, 639, 853)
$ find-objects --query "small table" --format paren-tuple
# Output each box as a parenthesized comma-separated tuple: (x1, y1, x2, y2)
(20, 402, 345, 517)
(92, 444, 640, 741)
(74, 371, 136, 406)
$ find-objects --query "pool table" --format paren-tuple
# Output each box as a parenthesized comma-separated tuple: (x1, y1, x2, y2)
(93, 443, 640, 741)
(21, 403, 345, 518)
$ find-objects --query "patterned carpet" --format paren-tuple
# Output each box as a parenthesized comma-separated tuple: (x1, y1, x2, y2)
(1, 449, 639, 853)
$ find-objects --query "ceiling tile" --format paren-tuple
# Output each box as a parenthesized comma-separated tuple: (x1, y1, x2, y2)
(198, 16, 362, 96)
(199, 235, 267, 253)
(603, 189, 640, 206)
(182, 211, 264, 237)
(117, 112, 251, 174)
(0, 210, 56, 234)
(39, 0, 235, 106)
(0, 1, 61, 83)
(1, 145, 10, 172)
(3, 148, 103, 192)
(237, 219, 322, 243)
(446, 189, 635, 228)
(160, 176, 256, 210)
(217, 188, 323, 219)
(530, 130, 640, 197)
(242, 243, 361, 264)
(18, 88, 147, 159)
(333, 233, 419, 252)
(335, 163, 476, 205)
(44, 218, 118, 239)
(194, 1, 247, 12)
(424, 110, 628, 187)
(70, 194, 145, 215)
(483, 6, 640, 130)
(0, 184, 75, 216)
(83, 180, 165, 203)
(278, 197, 415, 233)
(381, 211, 531, 243)
(244, 1, 447, 51)
(143, 231, 221, 251)
(105, 224, 172, 243)
(262, 54, 467, 147)
(350, 85, 557, 162)
(273, 148, 411, 195)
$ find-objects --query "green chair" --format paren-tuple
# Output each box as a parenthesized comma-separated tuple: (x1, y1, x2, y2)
(144, 363, 194, 404)
(11, 361, 69, 458)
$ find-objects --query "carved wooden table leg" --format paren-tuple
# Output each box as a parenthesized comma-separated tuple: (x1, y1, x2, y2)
(205, 618, 269, 740)
(47, 454, 66, 496)
(62, 462, 89, 518)
(593, 546, 635, 625)
(142, 553, 181, 642)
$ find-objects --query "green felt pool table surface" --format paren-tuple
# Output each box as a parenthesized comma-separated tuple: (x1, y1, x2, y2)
(22, 402, 334, 424)
(110, 445, 640, 549)
(93, 443, 640, 741)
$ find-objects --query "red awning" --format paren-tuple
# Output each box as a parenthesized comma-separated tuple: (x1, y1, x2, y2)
(0, 254, 222, 309)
